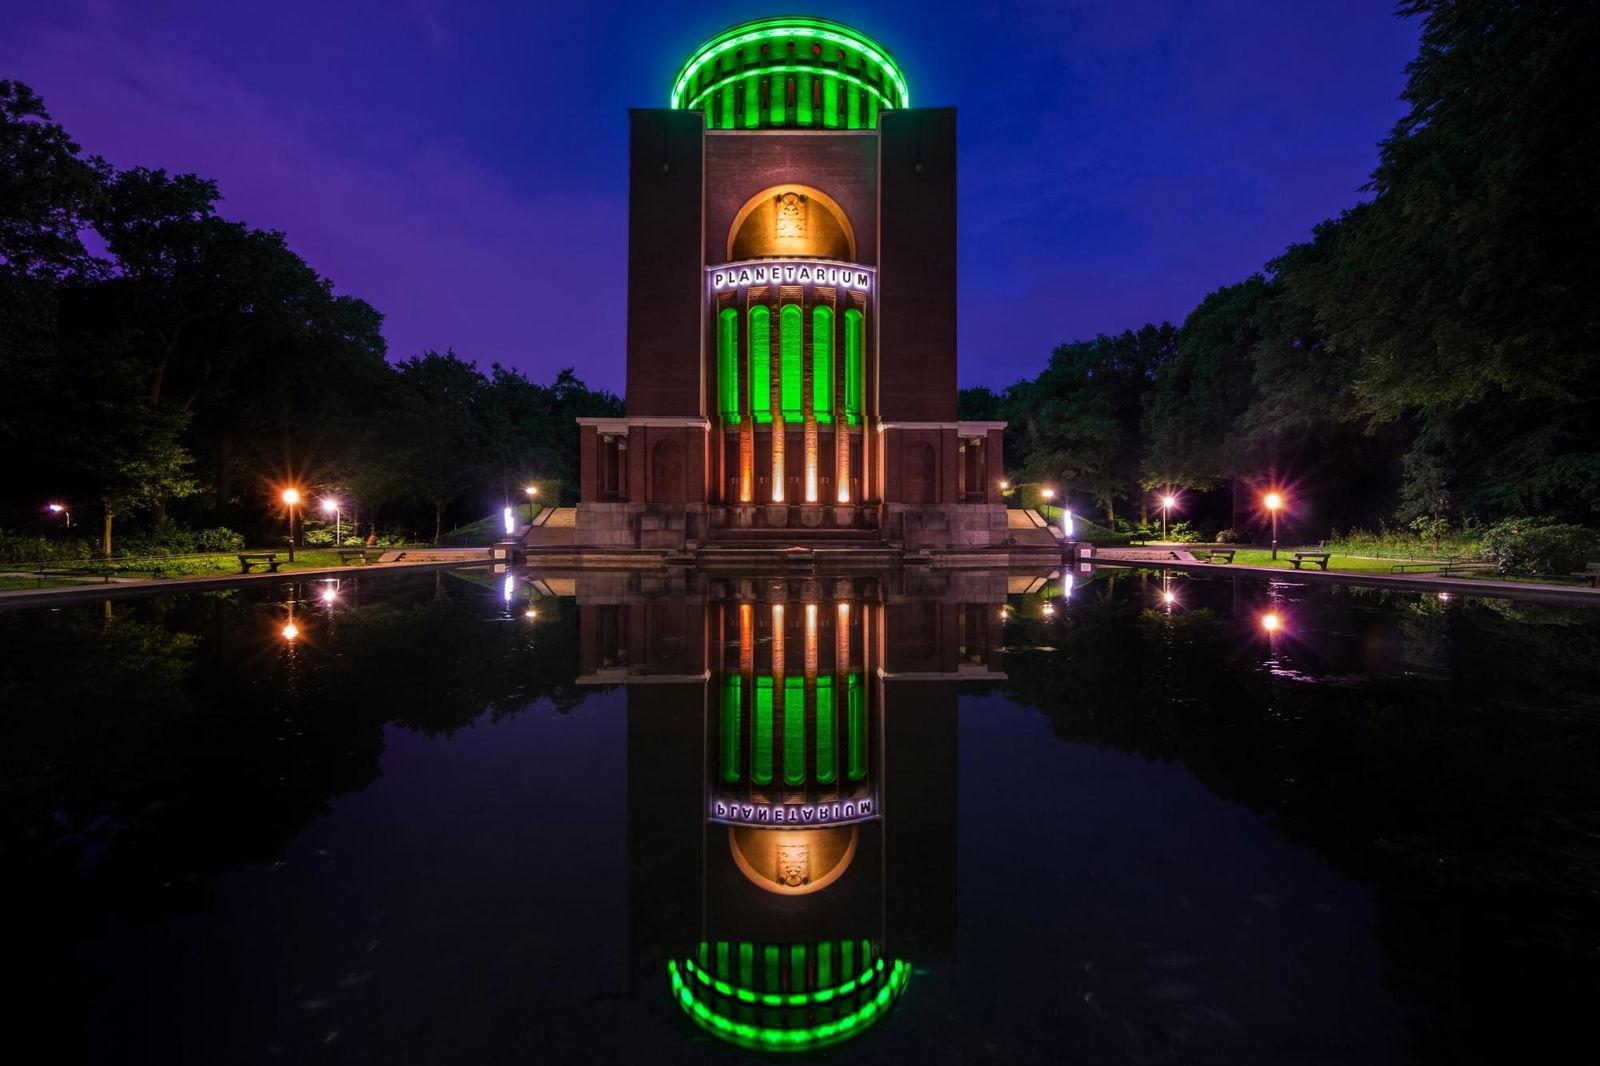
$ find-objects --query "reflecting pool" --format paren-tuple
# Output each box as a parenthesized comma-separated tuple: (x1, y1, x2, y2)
(4, 567, 1599, 1063)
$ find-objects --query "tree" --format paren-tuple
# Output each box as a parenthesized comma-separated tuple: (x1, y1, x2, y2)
(391, 351, 490, 544)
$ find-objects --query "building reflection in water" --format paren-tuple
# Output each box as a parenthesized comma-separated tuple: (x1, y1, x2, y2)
(574, 569, 1005, 1053)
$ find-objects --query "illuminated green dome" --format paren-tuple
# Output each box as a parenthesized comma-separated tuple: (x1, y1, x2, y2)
(671, 16, 910, 131)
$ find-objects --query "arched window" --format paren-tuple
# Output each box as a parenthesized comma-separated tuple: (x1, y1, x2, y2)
(843, 308, 864, 425)
(780, 304, 803, 421)
(718, 308, 740, 424)
(651, 438, 685, 503)
(749, 305, 771, 423)
(905, 440, 936, 504)
(812, 306, 834, 424)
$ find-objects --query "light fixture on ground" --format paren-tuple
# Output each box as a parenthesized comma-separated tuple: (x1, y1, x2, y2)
(1264, 491, 1284, 560)
(524, 485, 539, 523)
(281, 488, 302, 562)
(321, 497, 341, 545)
(1159, 492, 1177, 540)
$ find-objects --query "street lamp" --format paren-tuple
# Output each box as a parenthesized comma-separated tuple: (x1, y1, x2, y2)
(321, 497, 341, 546)
(1264, 491, 1284, 560)
(524, 485, 539, 524)
(1159, 492, 1177, 540)
(281, 488, 301, 563)
(47, 502, 71, 527)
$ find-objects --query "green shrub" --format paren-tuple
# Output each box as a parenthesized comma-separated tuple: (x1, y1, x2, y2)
(0, 531, 96, 564)
(1481, 519, 1598, 576)
(1214, 528, 1243, 544)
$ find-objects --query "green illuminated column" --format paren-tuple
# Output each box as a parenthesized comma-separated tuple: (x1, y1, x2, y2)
(720, 675, 741, 783)
(846, 83, 861, 129)
(843, 308, 864, 426)
(718, 308, 740, 424)
(769, 74, 785, 126)
(815, 675, 835, 783)
(753, 676, 774, 785)
(743, 72, 760, 129)
(823, 72, 839, 128)
(783, 675, 805, 786)
(780, 305, 803, 421)
(797, 72, 813, 125)
(749, 306, 771, 424)
(812, 306, 833, 424)
(846, 671, 866, 781)
(719, 82, 735, 130)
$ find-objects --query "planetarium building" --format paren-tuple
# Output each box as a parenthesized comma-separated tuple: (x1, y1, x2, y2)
(576, 16, 1007, 552)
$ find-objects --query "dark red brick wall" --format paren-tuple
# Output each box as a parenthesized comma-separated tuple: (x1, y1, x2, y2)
(877, 109, 957, 422)
(704, 133, 878, 265)
(626, 110, 705, 417)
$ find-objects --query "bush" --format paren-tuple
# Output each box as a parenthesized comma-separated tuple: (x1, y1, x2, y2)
(0, 531, 96, 564)
(1481, 519, 1598, 576)
(190, 527, 246, 552)
(1214, 528, 1244, 544)
(118, 525, 245, 556)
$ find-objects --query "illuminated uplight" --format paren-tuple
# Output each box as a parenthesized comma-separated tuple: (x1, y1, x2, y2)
(1260, 611, 1282, 633)
(281, 621, 299, 641)
(1063, 572, 1075, 600)
(1063, 509, 1074, 538)
(281, 488, 301, 505)
(502, 575, 514, 603)
(503, 506, 516, 535)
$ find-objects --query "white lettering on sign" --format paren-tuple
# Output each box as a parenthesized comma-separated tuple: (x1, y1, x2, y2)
(709, 796, 878, 827)
(709, 260, 873, 294)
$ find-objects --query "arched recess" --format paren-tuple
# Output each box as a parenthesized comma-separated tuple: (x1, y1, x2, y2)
(904, 441, 936, 505)
(651, 437, 686, 503)
(727, 184, 856, 261)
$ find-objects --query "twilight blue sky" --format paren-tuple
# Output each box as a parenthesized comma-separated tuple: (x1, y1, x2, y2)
(1, 0, 1419, 393)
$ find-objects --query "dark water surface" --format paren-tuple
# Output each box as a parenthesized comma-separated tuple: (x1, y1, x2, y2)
(5, 567, 1599, 1064)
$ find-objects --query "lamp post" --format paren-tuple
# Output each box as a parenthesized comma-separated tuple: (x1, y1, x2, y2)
(47, 502, 71, 527)
(321, 497, 340, 546)
(282, 488, 301, 562)
(1264, 492, 1284, 560)
(1160, 493, 1176, 541)
(524, 485, 539, 524)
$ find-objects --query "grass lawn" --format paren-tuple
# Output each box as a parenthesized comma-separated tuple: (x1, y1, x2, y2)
(0, 574, 101, 590)
(439, 507, 541, 546)
(1202, 549, 1440, 573)
(2, 549, 383, 585)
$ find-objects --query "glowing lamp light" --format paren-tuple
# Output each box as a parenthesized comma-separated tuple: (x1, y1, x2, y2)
(524, 608, 538, 620)
(525, 486, 538, 497)
(1161, 495, 1176, 509)
(1162, 590, 1177, 606)
(1042, 601, 1054, 617)
(281, 488, 301, 506)
(47, 503, 64, 513)
(999, 480, 1010, 490)
(320, 498, 337, 513)
(1260, 611, 1282, 633)
(321, 587, 337, 604)
(281, 622, 299, 641)
(1264, 492, 1283, 512)
(1041, 488, 1055, 501)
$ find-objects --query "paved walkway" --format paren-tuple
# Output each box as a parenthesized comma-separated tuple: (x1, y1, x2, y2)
(0, 554, 491, 610)
(1093, 556, 1600, 605)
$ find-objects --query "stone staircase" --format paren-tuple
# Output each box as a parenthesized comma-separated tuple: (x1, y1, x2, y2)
(522, 506, 576, 546)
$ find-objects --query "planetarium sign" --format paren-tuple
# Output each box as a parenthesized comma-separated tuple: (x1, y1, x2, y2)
(709, 259, 874, 294)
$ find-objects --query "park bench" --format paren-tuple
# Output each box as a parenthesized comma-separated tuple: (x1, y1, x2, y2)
(335, 548, 386, 565)
(1571, 562, 1600, 587)
(1195, 548, 1235, 564)
(236, 552, 282, 574)
(1290, 551, 1332, 570)
(1390, 561, 1440, 573)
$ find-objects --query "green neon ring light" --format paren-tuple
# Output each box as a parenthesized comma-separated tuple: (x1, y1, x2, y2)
(667, 957, 911, 1053)
(671, 16, 910, 111)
